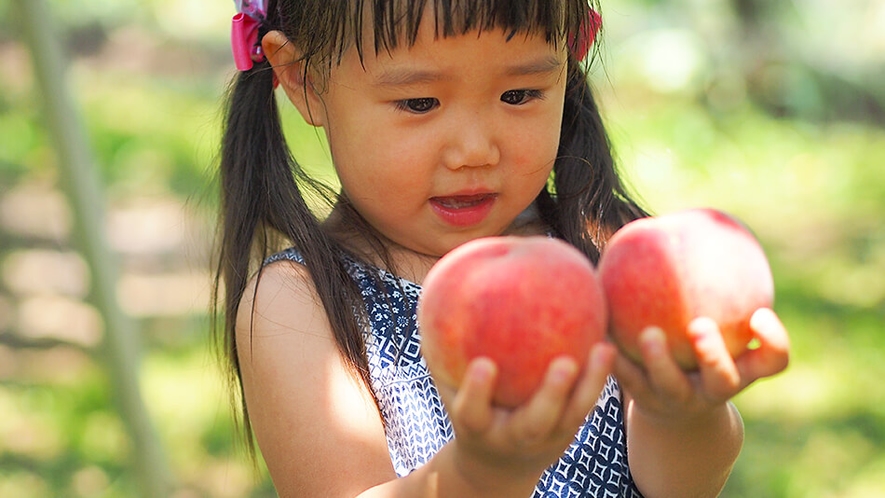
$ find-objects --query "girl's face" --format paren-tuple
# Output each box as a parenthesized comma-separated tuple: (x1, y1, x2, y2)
(310, 19, 568, 258)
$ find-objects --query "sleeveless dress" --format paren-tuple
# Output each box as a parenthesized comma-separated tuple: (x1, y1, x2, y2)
(266, 248, 644, 497)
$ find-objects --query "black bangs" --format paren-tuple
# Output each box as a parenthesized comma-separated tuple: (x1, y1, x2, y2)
(369, 0, 586, 53)
(281, 0, 591, 68)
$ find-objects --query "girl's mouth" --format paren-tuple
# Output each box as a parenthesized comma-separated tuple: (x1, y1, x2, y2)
(430, 193, 498, 227)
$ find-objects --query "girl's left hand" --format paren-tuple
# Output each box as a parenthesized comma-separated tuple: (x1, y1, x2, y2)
(613, 307, 790, 421)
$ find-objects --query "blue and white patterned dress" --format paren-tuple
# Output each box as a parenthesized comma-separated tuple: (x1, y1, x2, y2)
(266, 248, 644, 497)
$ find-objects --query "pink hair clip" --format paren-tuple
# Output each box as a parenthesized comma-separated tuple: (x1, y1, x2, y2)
(231, 0, 268, 71)
(570, 9, 602, 62)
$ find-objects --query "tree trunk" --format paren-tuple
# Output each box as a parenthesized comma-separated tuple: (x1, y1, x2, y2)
(11, 1, 174, 496)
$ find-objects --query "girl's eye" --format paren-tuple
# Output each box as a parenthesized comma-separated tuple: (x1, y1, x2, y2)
(395, 98, 439, 114)
(501, 89, 543, 105)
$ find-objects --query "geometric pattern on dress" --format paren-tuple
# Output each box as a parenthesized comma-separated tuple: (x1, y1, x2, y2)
(343, 254, 455, 476)
(535, 380, 644, 497)
(266, 248, 643, 496)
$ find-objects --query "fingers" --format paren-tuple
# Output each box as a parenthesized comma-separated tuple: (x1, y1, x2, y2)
(452, 347, 611, 443)
(613, 310, 791, 425)
(637, 327, 693, 401)
(509, 356, 580, 443)
(509, 343, 617, 443)
(451, 357, 498, 434)
(561, 343, 616, 426)
(735, 308, 790, 382)
(614, 322, 744, 411)
(687, 317, 742, 400)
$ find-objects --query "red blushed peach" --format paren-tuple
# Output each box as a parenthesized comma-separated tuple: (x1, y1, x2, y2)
(418, 236, 607, 408)
(598, 208, 774, 370)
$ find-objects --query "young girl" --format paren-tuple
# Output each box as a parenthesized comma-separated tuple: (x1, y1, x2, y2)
(216, 0, 790, 496)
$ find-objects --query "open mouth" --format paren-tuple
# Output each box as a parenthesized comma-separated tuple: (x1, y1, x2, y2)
(432, 194, 497, 209)
(430, 193, 498, 227)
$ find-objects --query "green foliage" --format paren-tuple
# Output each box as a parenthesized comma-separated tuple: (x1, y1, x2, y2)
(598, 66, 885, 498)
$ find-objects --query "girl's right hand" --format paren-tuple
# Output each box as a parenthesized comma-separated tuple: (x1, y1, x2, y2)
(435, 343, 617, 492)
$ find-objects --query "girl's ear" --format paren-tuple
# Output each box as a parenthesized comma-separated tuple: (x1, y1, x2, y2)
(262, 30, 325, 127)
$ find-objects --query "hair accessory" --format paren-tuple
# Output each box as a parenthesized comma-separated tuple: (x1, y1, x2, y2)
(231, 0, 268, 71)
(570, 9, 602, 62)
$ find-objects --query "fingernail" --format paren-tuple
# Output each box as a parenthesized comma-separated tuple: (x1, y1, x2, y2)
(590, 343, 612, 366)
(689, 316, 718, 337)
(469, 357, 495, 382)
(641, 327, 666, 354)
(551, 357, 578, 384)
(749, 307, 774, 329)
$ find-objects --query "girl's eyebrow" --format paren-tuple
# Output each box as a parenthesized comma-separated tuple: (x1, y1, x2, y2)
(372, 68, 451, 87)
(373, 55, 564, 87)
(504, 56, 564, 77)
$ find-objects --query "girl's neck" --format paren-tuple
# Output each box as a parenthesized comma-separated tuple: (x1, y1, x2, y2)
(322, 204, 436, 283)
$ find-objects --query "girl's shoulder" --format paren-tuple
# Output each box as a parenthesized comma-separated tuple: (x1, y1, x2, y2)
(266, 246, 422, 291)
(240, 251, 318, 336)
(236, 249, 395, 495)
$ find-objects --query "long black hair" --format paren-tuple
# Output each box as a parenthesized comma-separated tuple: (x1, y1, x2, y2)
(213, 0, 647, 453)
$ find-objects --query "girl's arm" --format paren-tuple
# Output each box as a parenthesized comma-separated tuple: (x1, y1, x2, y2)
(237, 260, 616, 497)
(616, 310, 790, 497)
(236, 261, 394, 496)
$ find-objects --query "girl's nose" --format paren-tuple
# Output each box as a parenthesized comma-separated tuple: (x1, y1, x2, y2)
(441, 112, 501, 170)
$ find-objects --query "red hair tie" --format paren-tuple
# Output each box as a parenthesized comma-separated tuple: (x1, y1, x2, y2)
(570, 10, 602, 62)
(231, 0, 267, 71)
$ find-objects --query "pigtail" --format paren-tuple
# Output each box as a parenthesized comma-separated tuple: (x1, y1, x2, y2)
(214, 60, 285, 452)
(214, 55, 373, 452)
(538, 60, 648, 263)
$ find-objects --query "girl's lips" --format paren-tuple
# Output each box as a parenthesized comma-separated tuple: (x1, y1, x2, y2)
(430, 193, 498, 227)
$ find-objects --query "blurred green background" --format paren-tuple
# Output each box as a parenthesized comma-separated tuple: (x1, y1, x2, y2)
(0, 0, 883, 496)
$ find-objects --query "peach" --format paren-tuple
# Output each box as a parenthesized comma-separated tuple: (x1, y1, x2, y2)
(598, 208, 774, 370)
(418, 236, 607, 408)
